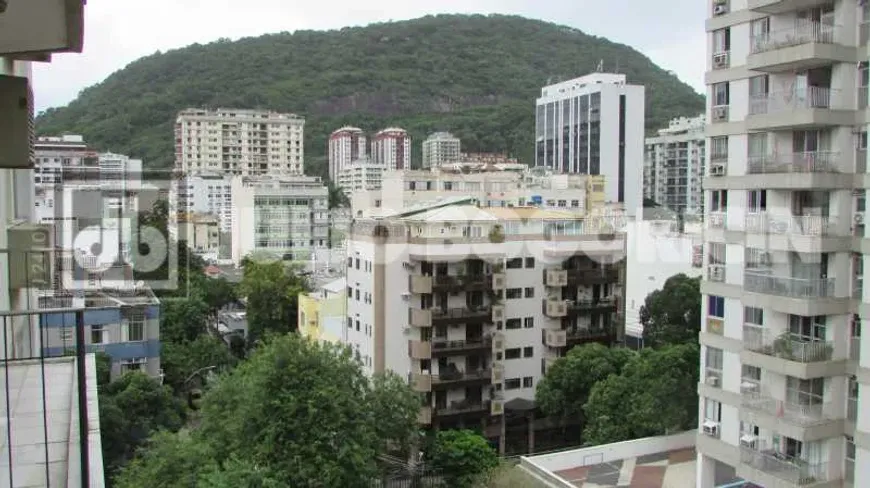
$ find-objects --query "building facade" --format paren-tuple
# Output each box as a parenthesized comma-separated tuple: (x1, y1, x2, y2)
(345, 202, 626, 452)
(697, 1, 870, 487)
(371, 127, 411, 171)
(230, 175, 329, 265)
(174, 108, 305, 177)
(422, 132, 461, 168)
(644, 115, 706, 216)
(171, 172, 233, 233)
(329, 126, 367, 181)
(298, 277, 347, 344)
(337, 158, 386, 196)
(535, 73, 645, 214)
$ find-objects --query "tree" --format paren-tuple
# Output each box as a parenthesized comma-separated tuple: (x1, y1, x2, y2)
(367, 372, 422, 457)
(159, 296, 210, 344)
(196, 457, 282, 488)
(114, 432, 214, 488)
(193, 334, 418, 487)
(99, 372, 187, 481)
(582, 343, 700, 445)
(238, 261, 308, 341)
(640, 274, 702, 348)
(535, 343, 634, 422)
(425, 430, 499, 488)
(160, 335, 237, 393)
(327, 182, 350, 209)
(201, 277, 236, 316)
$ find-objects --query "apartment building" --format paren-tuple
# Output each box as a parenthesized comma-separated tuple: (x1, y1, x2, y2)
(1, 2, 107, 485)
(535, 72, 645, 214)
(298, 277, 347, 344)
(337, 158, 386, 195)
(697, 1, 870, 487)
(329, 126, 367, 181)
(345, 201, 626, 452)
(230, 175, 329, 265)
(422, 132, 461, 168)
(170, 172, 232, 233)
(351, 168, 607, 218)
(174, 108, 305, 176)
(644, 115, 706, 216)
(371, 127, 411, 170)
(178, 213, 222, 261)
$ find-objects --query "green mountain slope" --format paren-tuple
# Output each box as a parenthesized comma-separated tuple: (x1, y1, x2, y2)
(36, 14, 703, 179)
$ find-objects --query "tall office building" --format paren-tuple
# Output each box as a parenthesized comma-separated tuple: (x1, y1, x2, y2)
(422, 132, 461, 168)
(371, 127, 411, 170)
(329, 126, 367, 181)
(174, 108, 305, 177)
(697, 1, 870, 487)
(644, 115, 706, 216)
(534, 73, 645, 214)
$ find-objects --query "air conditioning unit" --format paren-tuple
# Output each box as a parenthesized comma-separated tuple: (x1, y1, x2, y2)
(855, 213, 865, 225)
(702, 420, 720, 437)
(706, 375, 720, 386)
(713, 106, 729, 122)
(713, 4, 728, 15)
(710, 164, 726, 176)
(713, 53, 729, 69)
(740, 435, 758, 448)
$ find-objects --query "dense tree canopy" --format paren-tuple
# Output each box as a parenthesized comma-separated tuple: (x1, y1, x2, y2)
(36, 14, 703, 176)
(425, 430, 500, 488)
(640, 274, 702, 348)
(238, 260, 309, 341)
(160, 335, 237, 393)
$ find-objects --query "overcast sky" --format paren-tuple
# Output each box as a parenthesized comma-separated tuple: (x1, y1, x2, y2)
(32, 0, 706, 113)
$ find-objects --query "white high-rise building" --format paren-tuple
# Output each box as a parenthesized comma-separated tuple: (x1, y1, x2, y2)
(174, 108, 305, 176)
(345, 202, 625, 453)
(371, 128, 411, 170)
(329, 126, 367, 181)
(422, 132, 461, 168)
(171, 172, 233, 233)
(697, 2, 870, 487)
(337, 158, 385, 196)
(535, 73, 645, 214)
(644, 115, 706, 216)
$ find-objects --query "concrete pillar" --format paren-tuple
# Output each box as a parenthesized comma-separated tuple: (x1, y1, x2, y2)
(499, 414, 506, 455)
(527, 412, 535, 454)
(696, 453, 716, 488)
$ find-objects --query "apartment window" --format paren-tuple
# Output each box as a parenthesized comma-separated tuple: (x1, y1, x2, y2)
(750, 17, 770, 52)
(741, 365, 761, 390)
(711, 190, 728, 211)
(747, 190, 767, 212)
(90, 325, 105, 345)
(786, 376, 824, 408)
(708, 295, 725, 318)
(523, 347, 534, 358)
(347, 317, 352, 329)
(523, 317, 534, 329)
(846, 436, 856, 484)
(744, 307, 764, 326)
(505, 348, 521, 360)
(505, 288, 522, 299)
(121, 358, 146, 374)
(712, 82, 730, 106)
(355, 289, 360, 301)
(506, 258, 523, 269)
(505, 378, 521, 390)
(710, 136, 728, 160)
(355, 258, 360, 269)
(355, 320, 360, 332)
(748, 75, 769, 99)
(523, 377, 534, 388)
(524, 287, 535, 298)
(712, 28, 730, 53)
(704, 398, 721, 422)
(525, 257, 535, 268)
(505, 318, 522, 330)
(705, 347, 724, 373)
(571, 200, 580, 208)
(125, 320, 145, 342)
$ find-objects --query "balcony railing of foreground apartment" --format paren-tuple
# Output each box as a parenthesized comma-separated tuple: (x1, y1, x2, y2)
(431, 368, 492, 388)
(431, 306, 492, 325)
(708, 211, 726, 229)
(434, 399, 491, 417)
(564, 266, 620, 284)
(743, 213, 834, 237)
(746, 151, 838, 175)
(740, 444, 830, 486)
(0, 306, 100, 488)
(749, 87, 841, 116)
(750, 21, 836, 55)
(707, 264, 726, 283)
(430, 274, 493, 293)
(743, 271, 835, 300)
(850, 336, 861, 362)
(743, 326, 834, 363)
(741, 390, 833, 426)
(431, 335, 493, 355)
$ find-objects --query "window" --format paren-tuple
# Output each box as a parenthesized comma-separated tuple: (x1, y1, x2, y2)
(525, 257, 535, 268)
(90, 325, 105, 345)
(712, 28, 730, 53)
(524, 287, 535, 298)
(505, 378, 521, 390)
(748, 75, 769, 99)
(786, 376, 824, 408)
(121, 358, 145, 374)
(506, 258, 523, 269)
(347, 317, 352, 329)
(712, 82, 730, 106)
(706, 347, 724, 372)
(571, 200, 580, 208)
(741, 365, 761, 389)
(355, 320, 360, 331)
(704, 398, 721, 422)
(708, 295, 725, 318)
(750, 17, 770, 52)
(355, 258, 360, 269)
(523, 377, 534, 388)
(523, 347, 534, 358)
(355, 289, 360, 301)
(505, 288, 522, 299)
(744, 307, 764, 326)
(505, 318, 522, 330)
(846, 436, 856, 484)
(710, 136, 728, 160)
(125, 319, 145, 342)
(747, 190, 767, 212)
(505, 348, 522, 360)
(711, 190, 728, 211)
(524, 317, 534, 329)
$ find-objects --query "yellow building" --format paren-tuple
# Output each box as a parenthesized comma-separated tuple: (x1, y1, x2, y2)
(298, 277, 346, 344)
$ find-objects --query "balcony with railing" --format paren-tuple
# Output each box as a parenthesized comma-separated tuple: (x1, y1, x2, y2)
(707, 264, 726, 283)
(431, 274, 492, 293)
(431, 336, 493, 356)
(542, 298, 568, 318)
(543, 329, 567, 348)
(743, 326, 834, 364)
(434, 399, 491, 417)
(408, 340, 432, 360)
(750, 87, 839, 116)
(743, 272, 834, 300)
(564, 266, 620, 284)
(431, 306, 492, 325)
(743, 213, 833, 237)
(740, 444, 830, 486)
(751, 22, 835, 55)
(747, 21, 842, 72)
(566, 297, 618, 315)
(741, 390, 832, 426)
(747, 87, 847, 131)
(431, 368, 492, 388)
(747, 152, 837, 175)
(566, 327, 615, 346)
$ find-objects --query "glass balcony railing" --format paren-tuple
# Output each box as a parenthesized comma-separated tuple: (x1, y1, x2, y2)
(747, 151, 838, 174)
(743, 213, 833, 236)
(743, 272, 834, 299)
(743, 326, 834, 363)
(749, 87, 842, 116)
(740, 446, 829, 485)
(741, 390, 832, 426)
(750, 21, 836, 54)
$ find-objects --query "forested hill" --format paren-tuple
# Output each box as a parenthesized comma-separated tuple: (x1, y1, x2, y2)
(36, 14, 703, 179)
